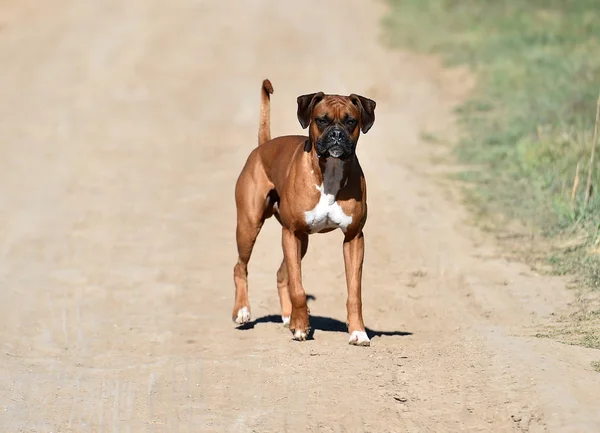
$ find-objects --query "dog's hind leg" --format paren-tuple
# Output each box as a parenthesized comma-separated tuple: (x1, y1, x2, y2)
(276, 261, 291, 327)
(232, 155, 272, 325)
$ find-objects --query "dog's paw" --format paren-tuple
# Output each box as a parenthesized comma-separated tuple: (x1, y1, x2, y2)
(292, 328, 310, 341)
(233, 307, 251, 325)
(289, 308, 310, 341)
(282, 316, 290, 328)
(348, 330, 370, 346)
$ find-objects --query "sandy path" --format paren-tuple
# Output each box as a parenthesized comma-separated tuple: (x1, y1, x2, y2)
(0, 0, 599, 431)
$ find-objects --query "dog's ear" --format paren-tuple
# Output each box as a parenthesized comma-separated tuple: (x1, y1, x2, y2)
(297, 92, 324, 129)
(349, 94, 376, 134)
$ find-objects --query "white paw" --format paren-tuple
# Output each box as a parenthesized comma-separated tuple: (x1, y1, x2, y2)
(292, 329, 308, 341)
(234, 307, 251, 324)
(282, 316, 290, 328)
(348, 330, 370, 346)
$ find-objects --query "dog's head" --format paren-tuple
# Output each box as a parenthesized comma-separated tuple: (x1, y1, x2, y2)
(297, 91, 376, 161)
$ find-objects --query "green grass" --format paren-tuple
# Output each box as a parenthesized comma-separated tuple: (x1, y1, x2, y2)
(592, 361, 600, 373)
(382, 0, 600, 288)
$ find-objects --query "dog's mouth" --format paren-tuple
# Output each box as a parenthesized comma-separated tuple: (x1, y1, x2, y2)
(327, 147, 345, 158)
(316, 142, 354, 160)
(317, 146, 349, 159)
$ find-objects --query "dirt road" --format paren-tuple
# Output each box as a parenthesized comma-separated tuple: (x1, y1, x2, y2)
(1, 0, 599, 431)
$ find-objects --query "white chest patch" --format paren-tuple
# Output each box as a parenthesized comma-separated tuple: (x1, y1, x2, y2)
(304, 159, 353, 233)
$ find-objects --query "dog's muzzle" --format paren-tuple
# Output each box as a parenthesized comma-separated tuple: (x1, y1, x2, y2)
(316, 127, 355, 160)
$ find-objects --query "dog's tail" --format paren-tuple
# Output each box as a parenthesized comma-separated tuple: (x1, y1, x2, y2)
(258, 79, 274, 146)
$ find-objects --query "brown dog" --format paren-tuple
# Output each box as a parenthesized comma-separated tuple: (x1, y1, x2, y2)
(232, 79, 376, 346)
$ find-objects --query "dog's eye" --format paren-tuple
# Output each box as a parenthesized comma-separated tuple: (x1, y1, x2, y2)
(316, 117, 329, 127)
(346, 118, 357, 127)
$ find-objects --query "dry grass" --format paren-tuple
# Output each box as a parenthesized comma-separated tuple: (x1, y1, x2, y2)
(584, 94, 600, 208)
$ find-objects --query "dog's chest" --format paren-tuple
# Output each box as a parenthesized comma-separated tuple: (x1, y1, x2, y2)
(304, 159, 353, 233)
(304, 187, 352, 233)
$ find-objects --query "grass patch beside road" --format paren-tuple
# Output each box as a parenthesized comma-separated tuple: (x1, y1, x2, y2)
(382, 0, 600, 348)
(383, 0, 600, 285)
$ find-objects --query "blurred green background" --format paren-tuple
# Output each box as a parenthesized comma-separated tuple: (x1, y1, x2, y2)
(384, 0, 600, 290)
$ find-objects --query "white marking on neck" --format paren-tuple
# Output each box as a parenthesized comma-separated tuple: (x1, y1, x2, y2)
(304, 158, 353, 233)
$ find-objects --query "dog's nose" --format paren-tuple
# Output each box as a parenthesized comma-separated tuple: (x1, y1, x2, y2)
(332, 130, 341, 140)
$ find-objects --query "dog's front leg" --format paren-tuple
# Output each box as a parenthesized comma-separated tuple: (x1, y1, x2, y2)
(282, 227, 310, 340)
(344, 231, 370, 346)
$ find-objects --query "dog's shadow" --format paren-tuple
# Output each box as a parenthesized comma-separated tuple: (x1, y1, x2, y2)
(236, 295, 412, 339)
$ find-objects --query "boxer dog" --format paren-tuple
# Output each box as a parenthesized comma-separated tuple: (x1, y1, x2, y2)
(232, 79, 376, 346)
